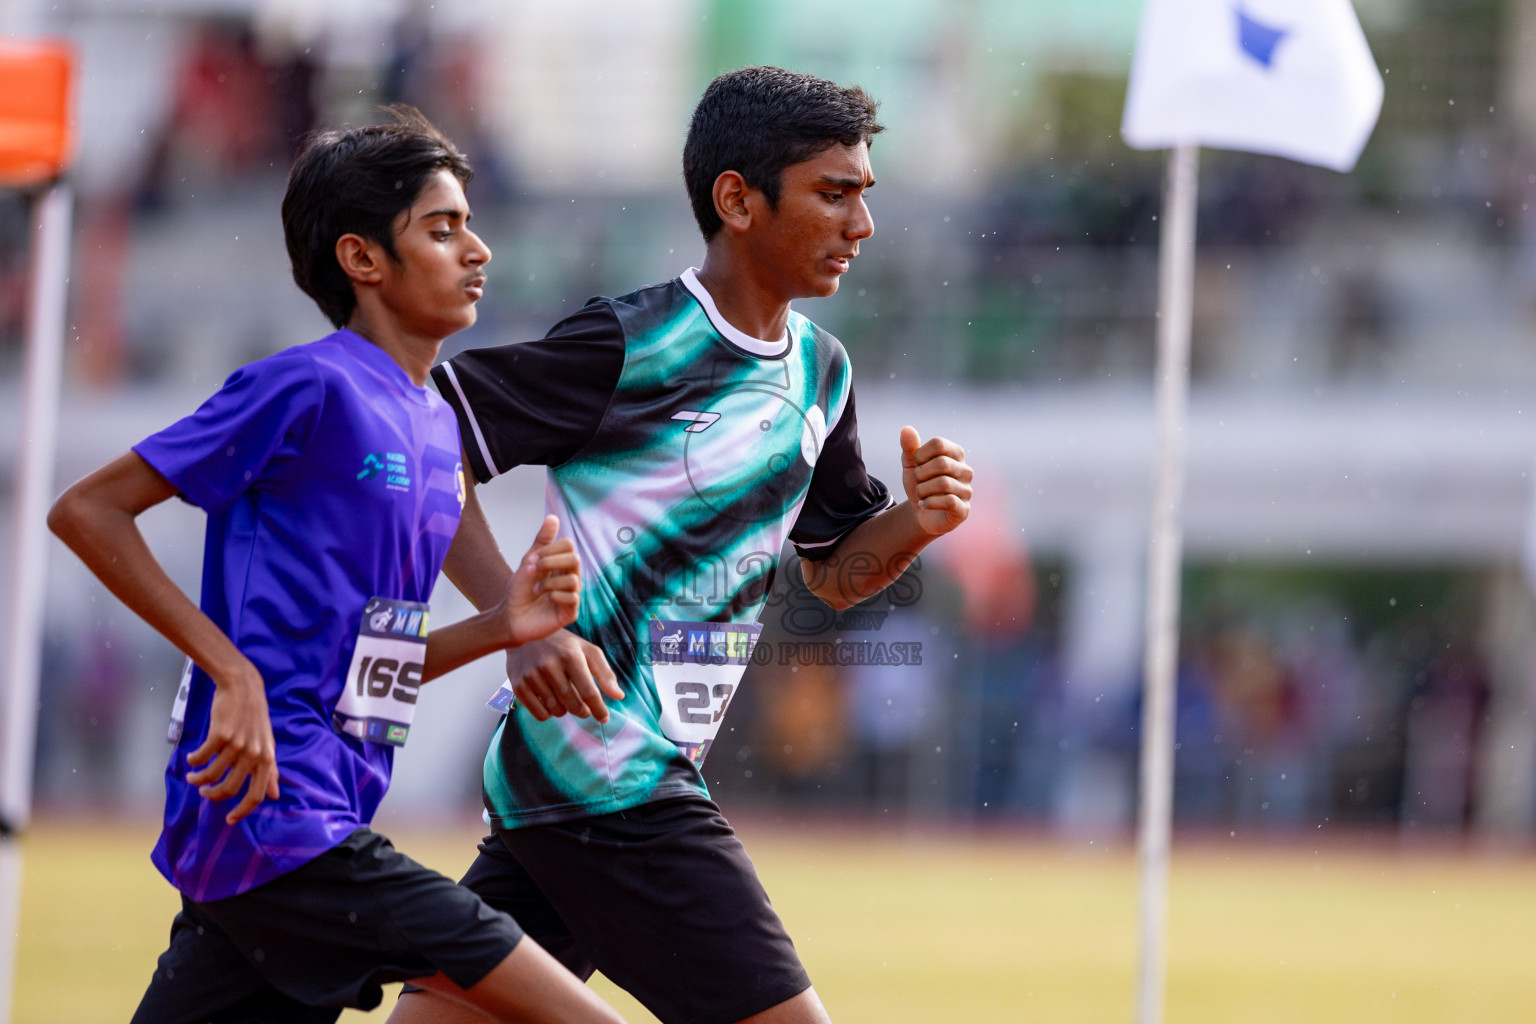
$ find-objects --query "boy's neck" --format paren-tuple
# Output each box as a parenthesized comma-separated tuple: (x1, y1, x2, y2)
(343, 309, 442, 387)
(694, 247, 791, 342)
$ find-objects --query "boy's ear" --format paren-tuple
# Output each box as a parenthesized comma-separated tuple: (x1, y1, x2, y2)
(335, 233, 387, 285)
(712, 170, 755, 235)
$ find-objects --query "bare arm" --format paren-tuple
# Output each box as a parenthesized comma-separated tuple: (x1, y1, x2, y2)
(803, 426, 973, 610)
(442, 460, 514, 610)
(48, 452, 279, 823)
(422, 514, 581, 681)
(442, 462, 623, 722)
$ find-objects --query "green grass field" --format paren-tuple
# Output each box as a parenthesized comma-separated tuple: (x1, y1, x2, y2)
(11, 816, 1536, 1023)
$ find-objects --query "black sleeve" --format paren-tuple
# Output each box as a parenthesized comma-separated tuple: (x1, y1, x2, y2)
(430, 303, 625, 482)
(790, 387, 895, 561)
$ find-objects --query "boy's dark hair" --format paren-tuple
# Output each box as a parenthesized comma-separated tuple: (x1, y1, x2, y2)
(282, 105, 473, 328)
(683, 66, 883, 242)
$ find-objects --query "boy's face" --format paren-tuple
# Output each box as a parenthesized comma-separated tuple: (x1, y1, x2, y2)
(750, 142, 875, 301)
(375, 169, 491, 339)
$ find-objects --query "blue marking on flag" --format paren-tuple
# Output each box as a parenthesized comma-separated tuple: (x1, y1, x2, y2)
(1236, 6, 1288, 68)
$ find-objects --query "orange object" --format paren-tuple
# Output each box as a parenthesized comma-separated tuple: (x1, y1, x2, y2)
(0, 41, 74, 185)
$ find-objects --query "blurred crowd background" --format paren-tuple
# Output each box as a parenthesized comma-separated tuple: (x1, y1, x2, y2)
(3, 0, 1536, 842)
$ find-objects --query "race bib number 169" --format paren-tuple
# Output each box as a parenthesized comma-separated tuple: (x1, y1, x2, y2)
(333, 597, 429, 746)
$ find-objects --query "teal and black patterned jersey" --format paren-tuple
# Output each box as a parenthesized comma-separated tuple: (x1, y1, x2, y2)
(433, 270, 892, 828)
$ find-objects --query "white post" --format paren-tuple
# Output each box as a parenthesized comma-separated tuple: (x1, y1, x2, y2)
(1136, 144, 1198, 1024)
(0, 181, 73, 1024)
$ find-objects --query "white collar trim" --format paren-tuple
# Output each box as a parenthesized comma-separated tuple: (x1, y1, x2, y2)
(680, 267, 792, 359)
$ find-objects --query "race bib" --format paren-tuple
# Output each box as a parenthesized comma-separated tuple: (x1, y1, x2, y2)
(648, 619, 761, 769)
(167, 657, 193, 744)
(333, 597, 429, 746)
(485, 678, 514, 714)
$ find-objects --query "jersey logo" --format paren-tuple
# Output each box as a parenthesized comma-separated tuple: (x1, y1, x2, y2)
(671, 410, 721, 433)
(357, 452, 412, 491)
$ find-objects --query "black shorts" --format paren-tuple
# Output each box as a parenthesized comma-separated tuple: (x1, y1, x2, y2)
(454, 795, 810, 1024)
(131, 828, 523, 1024)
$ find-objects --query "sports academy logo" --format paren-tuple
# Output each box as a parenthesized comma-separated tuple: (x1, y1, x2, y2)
(356, 451, 412, 492)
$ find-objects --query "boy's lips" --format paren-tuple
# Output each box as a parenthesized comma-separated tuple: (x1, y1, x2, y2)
(464, 275, 487, 298)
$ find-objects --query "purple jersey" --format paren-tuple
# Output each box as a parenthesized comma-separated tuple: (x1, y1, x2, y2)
(133, 329, 464, 901)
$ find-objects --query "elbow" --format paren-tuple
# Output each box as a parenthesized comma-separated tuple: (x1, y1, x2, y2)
(47, 485, 90, 548)
(808, 582, 855, 612)
(800, 556, 854, 611)
(46, 490, 76, 541)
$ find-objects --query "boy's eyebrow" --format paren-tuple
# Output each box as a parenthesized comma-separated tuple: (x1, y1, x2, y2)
(818, 174, 875, 190)
(418, 206, 470, 222)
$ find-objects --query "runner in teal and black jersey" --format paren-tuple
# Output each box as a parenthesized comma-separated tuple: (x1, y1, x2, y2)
(434, 264, 884, 821)
(394, 68, 974, 1024)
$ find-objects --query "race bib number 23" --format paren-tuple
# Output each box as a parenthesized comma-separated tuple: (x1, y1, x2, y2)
(648, 619, 761, 769)
(333, 597, 429, 746)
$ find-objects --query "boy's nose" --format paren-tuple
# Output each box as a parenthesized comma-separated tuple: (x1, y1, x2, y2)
(848, 197, 874, 241)
(468, 231, 491, 265)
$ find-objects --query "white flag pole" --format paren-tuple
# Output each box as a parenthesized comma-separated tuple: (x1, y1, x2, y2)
(0, 180, 72, 1024)
(1136, 143, 1198, 1024)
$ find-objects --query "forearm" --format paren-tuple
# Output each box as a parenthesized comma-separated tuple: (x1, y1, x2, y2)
(54, 453, 281, 823)
(443, 471, 513, 611)
(802, 500, 934, 610)
(421, 606, 514, 682)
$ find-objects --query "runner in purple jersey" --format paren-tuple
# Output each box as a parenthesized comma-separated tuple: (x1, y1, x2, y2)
(129, 328, 470, 900)
(49, 107, 627, 1024)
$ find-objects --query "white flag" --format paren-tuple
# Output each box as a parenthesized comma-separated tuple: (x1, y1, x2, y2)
(1122, 0, 1384, 172)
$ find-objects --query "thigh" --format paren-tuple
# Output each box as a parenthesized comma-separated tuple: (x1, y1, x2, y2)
(130, 899, 339, 1024)
(199, 829, 523, 1010)
(500, 797, 811, 1024)
(457, 831, 593, 979)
